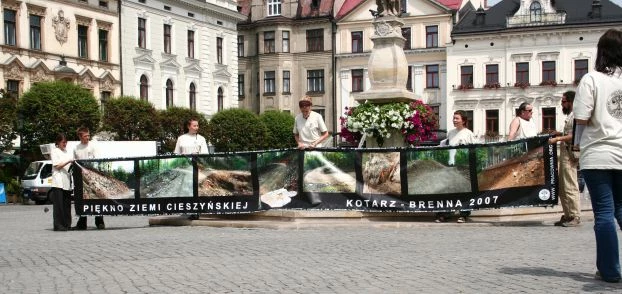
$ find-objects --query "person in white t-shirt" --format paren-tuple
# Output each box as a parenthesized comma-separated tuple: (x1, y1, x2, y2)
(73, 127, 105, 230)
(573, 28, 622, 283)
(508, 102, 537, 140)
(50, 133, 74, 231)
(293, 96, 330, 149)
(174, 118, 209, 155)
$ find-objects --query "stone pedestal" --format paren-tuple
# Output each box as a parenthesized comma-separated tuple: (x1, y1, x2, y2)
(366, 131, 407, 148)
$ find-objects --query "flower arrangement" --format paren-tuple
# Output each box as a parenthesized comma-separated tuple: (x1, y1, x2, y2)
(483, 82, 501, 89)
(539, 80, 557, 87)
(457, 84, 474, 90)
(514, 81, 530, 89)
(340, 100, 438, 147)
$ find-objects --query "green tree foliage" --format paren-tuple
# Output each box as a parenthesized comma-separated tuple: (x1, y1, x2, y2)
(206, 108, 268, 152)
(101, 96, 160, 140)
(157, 107, 209, 154)
(0, 89, 18, 153)
(259, 110, 296, 149)
(17, 81, 101, 148)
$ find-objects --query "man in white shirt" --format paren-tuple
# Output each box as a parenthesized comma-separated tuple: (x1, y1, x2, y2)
(73, 127, 105, 230)
(174, 119, 209, 154)
(293, 96, 330, 149)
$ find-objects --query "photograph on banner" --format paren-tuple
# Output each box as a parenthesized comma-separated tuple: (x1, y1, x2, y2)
(302, 150, 356, 193)
(77, 160, 136, 199)
(257, 150, 298, 208)
(476, 140, 545, 191)
(196, 155, 253, 196)
(139, 157, 193, 198)
(362, 152, 401, 195)
(406, 148, 471, 195)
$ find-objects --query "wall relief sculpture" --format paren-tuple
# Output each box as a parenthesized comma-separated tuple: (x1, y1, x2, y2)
(52, 10, 70, 45)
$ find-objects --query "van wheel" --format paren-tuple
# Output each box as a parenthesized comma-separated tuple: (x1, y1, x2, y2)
(34, 199, 47, 205)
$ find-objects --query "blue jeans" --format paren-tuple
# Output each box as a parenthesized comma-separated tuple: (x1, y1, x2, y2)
(582, 170, 622, 281)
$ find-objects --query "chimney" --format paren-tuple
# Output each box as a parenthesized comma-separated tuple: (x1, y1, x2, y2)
(592, 0, 602, 18)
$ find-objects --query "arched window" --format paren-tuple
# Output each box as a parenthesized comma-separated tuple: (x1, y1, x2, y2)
(140, 75, 149, 101)
(217, 87, 224, 111)
(189, 83, 196, 110)
(530, 1, 542, 22)
(166, 79, 174, 108)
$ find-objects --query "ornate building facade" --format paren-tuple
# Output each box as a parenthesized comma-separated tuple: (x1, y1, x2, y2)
(0, 0, 121, 102)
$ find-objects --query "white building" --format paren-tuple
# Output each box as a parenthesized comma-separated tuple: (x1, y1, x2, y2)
(120, 0, 245, 116)
(447, 0, 622, 139)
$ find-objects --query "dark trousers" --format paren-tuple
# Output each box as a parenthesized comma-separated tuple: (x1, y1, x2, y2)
(75, 215, 104, 228)
(50, 188, 72, 230)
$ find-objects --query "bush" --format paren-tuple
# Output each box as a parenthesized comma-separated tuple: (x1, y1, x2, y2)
(206, 108, 268, 152)
(158, 107, 210, 154)
(259, 110, 296, 149)
(101, 96, 160, 141)
(0, 89, 18, 153)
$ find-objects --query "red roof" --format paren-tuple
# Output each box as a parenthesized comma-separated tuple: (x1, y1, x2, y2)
(435, 0, 462, 10)
(336, 0, 365, 19)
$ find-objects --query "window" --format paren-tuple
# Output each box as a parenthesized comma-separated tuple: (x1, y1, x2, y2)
(401, 0, 408, 13)
(351, 69, 364, 92)
(217, 37, 223, 64)
(166, 79, 173, 108)
(238, 74, 245, 97)
(6, 80, 19, 97)
(406, 66, 412, 91)
(78, 25, 89, 58)
(100, 91, 111, 113)
(311, 0, 320, 9)
(4, 9, 16, 46)
(485, 110, 499, 133)
(306, 29, 323, 52)
(237, 35, 244, 57)
(530, 1, 542, 22)
(187, 30, 195, 58)
(283, 70, 290, 93)
(164, 5, 171, 11)
(351, 31, 363, 53)
(542, 61, 556, 83)
(460, 65, 473, 87)
(426, 25, 438, 48)
(516, 62, 529, 84)
(188, 12, 194, 17)
(217, 87, 224, 111)
(307, 69, 324, 93)
(465, 110, 474, 132)
(267, 0, 281, 16)
(138, 18, 146, 48)
(99, 1, 109, 8)
(282, 31, 289, 53)
(189, 83, 196, 110)
(99, 29, 108, 61)
(486, 64, 499, 85)
(426, 65, 439, 88)
(402, 27, 411, 50)
(163, 24, 171, 54)
(574, 59, 588, 83)
(30, 15, 41, 50)
(264, 31, 275, 53)
(264, 71, 275, 94)
(542, 107, 556, 132)
(140, 75, 148, 101)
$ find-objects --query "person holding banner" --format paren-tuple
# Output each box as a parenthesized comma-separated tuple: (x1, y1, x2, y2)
(508, 102, 537, 140)
(436, 110, 475, 223)
(72, 127, 105, 230)
(50, 133, 74, 231)
(174, 118, 209, 155)
(293, 96, 330, 149)
(573, 28, 622, 283)
(548, 91, 581, 227)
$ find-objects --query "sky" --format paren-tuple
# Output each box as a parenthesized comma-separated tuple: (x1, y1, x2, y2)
(487, 0, 622, 7)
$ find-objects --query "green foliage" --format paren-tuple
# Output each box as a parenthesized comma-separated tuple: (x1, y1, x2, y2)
(259, 111, 296, 149)
(101, 96, 160, 141)
(157, 107, 210, 154)
(17, 81, 101, 148)
(0, 169, 21, 195)
(206, 108, 268, 152)
(0, 89, 18, 153)
(322, 152, 356, 171)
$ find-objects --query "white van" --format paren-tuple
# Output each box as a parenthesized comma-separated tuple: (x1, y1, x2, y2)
(21, 160, 53, 204)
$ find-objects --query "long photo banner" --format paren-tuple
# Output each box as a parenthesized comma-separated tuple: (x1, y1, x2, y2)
(73, 136, 558, 215)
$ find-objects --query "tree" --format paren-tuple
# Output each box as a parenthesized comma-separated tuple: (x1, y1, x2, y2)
(0, 89, 18, 153)
(17, 81, 100, 149)
(101, 96, 160, 140)
(206, 108, 268, 152)
(259, 110, 296, 149)
(157, 107, 210, 154)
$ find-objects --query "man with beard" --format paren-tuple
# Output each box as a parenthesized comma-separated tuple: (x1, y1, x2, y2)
(549, 91, 581, 227)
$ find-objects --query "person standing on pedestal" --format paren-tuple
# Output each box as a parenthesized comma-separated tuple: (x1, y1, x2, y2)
(549, 91, 581, 227)
(293, 96, 330, 150)
(73, 127, 105, 230)
(508, 102, 537, 140)
(50, 133, 73, 231)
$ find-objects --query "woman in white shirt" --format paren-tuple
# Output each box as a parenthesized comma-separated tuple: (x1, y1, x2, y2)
(50, 133, 74, 231)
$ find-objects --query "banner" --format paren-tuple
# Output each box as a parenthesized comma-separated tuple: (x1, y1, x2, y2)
(73, 136, 557, 215)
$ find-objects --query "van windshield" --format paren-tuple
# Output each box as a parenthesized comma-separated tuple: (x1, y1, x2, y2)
(23, 162, 43, 180)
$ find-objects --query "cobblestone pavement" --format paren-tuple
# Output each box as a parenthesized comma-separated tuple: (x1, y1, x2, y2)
(1, 205, 621, 294)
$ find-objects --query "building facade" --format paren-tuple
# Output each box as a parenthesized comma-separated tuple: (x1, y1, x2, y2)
(447, 0, 622, 140)
(120, 0, 245, 116)
(237, 0, 336, 132)
(0, 0, 121, 102)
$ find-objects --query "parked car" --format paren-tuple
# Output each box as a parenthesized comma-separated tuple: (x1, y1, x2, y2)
(418, 129, 447, 146)
(22, 160, 53, 205)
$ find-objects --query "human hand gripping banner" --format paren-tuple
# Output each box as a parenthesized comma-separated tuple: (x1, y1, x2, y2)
(73, 136, 557, 215)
